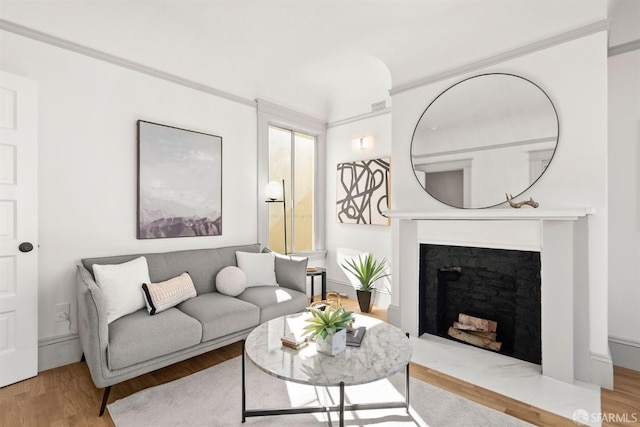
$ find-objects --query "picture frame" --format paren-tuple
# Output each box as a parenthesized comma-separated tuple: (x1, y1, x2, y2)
(137, 120, 222, 239)
(336, 157, 390, 225)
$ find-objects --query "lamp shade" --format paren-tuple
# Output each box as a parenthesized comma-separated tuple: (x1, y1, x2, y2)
(265, 181, 283, 200)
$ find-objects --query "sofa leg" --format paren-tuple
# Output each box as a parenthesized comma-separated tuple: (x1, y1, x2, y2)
(99, 386, 111, 417)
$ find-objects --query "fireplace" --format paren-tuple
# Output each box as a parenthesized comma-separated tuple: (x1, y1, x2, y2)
(418, 244, 541, 364)
(385, 209, 614, 387)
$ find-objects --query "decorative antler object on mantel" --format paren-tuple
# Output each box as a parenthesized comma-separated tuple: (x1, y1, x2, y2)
(505, 193, 539, 209)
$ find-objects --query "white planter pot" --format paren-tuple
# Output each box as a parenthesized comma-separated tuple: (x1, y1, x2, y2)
(315, 328, 347, 356)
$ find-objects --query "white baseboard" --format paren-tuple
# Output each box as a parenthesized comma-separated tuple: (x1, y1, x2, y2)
(325, 279, 356, 300)
(609, 336, 640, 372)
(38, 333, 82, 371)
(386, 304, 401, 328)
(589, 351, 614, 390)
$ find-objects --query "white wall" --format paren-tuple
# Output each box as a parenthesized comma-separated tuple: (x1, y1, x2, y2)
(0, 31, 258, 344)
(608, 48, 640, 370)
(390, 31, 612, 385)
(324, 112, 392, 304)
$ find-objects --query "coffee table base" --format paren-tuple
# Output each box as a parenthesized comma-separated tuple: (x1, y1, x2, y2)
(242, 341, 411, 427)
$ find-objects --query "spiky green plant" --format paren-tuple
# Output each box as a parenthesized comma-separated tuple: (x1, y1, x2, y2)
(341, 253, 390, 291)
(303, 306, 354, 340)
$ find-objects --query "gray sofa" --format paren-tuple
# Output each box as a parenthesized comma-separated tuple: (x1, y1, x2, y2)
(75, 243, 308, 416)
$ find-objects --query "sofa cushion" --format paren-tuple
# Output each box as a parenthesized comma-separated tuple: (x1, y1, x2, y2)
(236, 251, 277, 287)
(177, 293, 260, 342)
(215, 266, 246, 297)
(236, 286, 308, 323)
(142, 272, 197, 315)
(107, 308, 202, 370)
(82, 243, 261, 295)
(92, 256, 150, 324)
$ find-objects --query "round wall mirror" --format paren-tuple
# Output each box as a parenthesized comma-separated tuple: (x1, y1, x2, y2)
(410, 73, 559, 209)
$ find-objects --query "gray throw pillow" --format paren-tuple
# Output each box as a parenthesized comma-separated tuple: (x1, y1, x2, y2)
(273, 253, 308, 293)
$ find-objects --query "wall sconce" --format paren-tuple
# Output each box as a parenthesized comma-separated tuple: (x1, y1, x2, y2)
(264, 179, 287, 254)
(352, 136, 372, 151)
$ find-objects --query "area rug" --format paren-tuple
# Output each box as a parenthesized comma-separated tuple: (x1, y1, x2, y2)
(108, 357, 532, 426)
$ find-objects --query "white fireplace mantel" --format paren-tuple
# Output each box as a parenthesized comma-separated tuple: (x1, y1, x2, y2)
(389, 206, 600, 386)
(383, 208, 593, 221)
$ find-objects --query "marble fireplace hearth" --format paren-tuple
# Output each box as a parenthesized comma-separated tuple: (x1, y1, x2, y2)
(409, 332, 601, 426)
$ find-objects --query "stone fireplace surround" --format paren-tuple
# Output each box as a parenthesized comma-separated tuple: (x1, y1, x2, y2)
(385, 208, 604, 387)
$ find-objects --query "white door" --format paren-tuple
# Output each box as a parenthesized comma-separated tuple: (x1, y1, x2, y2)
(0, 71, 38, 387)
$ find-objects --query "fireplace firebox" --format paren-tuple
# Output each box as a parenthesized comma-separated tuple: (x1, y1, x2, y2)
(418, 244, 542, 364)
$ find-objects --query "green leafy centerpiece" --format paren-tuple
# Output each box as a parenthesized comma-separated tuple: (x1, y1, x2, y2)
(303, 305, 354, 356)
(341, 253, 390, 313)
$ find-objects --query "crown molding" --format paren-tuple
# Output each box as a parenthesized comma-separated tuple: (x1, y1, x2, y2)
(608, 39, 640, 57)
(390, 19, 611, 96)
(3, 17, 627, 112)
(0, 19, 256, 108)
(327, 107, 392, 129)
(256, 98, 326, 132)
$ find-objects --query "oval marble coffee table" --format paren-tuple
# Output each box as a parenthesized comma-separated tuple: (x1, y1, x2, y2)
(242, 312, 412, 426)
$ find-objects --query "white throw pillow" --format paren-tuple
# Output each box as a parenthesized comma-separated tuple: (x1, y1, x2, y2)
(93, 256, 150, 323)
(235, 251, 278, 287)
(215, 266, 247, 296)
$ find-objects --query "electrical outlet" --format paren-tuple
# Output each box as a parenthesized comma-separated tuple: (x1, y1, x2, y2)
(56, 303, 70, 322)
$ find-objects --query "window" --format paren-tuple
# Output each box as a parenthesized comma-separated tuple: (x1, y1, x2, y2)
(268, 125, 315, 253)
(257, 98, 326, 257)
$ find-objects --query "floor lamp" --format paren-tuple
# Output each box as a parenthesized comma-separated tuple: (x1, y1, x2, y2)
(265, 179, 287, 254)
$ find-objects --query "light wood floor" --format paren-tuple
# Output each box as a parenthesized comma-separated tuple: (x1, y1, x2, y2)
(1, 299, 638, 426)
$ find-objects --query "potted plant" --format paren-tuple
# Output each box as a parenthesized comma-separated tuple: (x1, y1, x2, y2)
(341, 253, 390, 313)
(303, 305, 354, 356)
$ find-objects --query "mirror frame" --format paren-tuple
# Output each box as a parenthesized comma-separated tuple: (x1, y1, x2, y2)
(410, 73, 559, 209)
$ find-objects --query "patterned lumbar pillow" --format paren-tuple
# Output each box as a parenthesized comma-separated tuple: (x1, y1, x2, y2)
(93, 256, 150, 324)
(141, 272, 197, 315)
(215, 266, 247, 296)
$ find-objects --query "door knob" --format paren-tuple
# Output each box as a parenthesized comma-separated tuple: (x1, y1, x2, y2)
(19, 242, 34, 253)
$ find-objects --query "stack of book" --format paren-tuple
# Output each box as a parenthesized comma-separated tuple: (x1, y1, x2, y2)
(281, 333, 309, 350)
(346, 327, 366, 347)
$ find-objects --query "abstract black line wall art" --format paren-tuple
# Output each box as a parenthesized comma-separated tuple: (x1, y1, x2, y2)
(336, 157, 390, 225)
(137, 120, 222, 239)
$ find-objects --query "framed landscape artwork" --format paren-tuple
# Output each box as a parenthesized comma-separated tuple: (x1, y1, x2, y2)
(137, 120, 222, 239)
(336, 157, 390, 225)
